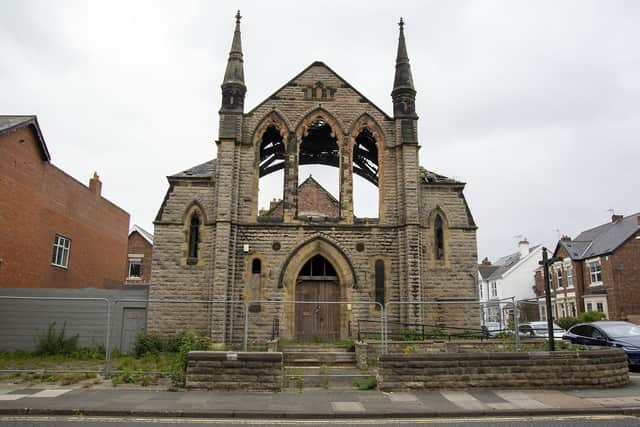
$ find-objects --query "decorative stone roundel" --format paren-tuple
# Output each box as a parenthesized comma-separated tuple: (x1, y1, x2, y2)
(272, 241, 281, 251)
(355, 242, 365, 252)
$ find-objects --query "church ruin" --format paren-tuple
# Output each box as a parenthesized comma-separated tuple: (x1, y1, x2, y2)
(148, 13, 479, 344)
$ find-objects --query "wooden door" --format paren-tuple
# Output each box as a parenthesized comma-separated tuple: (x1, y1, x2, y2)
(295, 280, 340, 341)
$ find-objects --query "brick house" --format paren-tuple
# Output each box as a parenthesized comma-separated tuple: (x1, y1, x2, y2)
(535, 213, 640, 321)
(260, 176, 339, 218)
(126, 225, 153, 283)
(148, 15, 478, 344)
(0, 115, 130, 289)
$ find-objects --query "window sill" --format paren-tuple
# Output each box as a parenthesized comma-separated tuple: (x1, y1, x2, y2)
(589, 282, 604, 287)
(186, 257, 198, 266)
(51, 263, 68, 270)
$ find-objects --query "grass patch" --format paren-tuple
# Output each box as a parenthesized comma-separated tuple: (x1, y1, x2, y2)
(353, 376, 377, 390)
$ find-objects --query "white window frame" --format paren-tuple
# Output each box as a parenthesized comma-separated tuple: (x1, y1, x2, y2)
(128, 257, 142, 279)
(584, 297, 608, 318)
(490, 281, 498, 298)
(587, 259, 603, 286)
(540, 304, 547, 321)
(557, 268, 563, 288)
(51, 234, 71, 268)
(566, 263, 574, 289)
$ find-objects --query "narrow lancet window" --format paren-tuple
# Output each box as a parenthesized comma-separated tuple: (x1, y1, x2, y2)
(435, 214, 444, 260)
(188, 213, 200, 260)
(375, 259, 385, 308)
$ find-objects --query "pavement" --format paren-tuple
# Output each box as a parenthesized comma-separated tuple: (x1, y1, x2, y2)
(2, 375, 640, 420)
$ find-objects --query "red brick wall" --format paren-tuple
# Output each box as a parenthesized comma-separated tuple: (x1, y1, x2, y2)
(297, 178, 339, 217)
(0, 125, 129, 289)
(126, 232, 153, 283)
(609, 232, 640, 320)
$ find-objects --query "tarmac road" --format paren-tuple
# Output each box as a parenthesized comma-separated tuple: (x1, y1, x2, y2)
(1, 415, 640, 426)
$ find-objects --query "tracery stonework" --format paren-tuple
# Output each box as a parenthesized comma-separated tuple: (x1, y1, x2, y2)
(147, 14, 479, 344)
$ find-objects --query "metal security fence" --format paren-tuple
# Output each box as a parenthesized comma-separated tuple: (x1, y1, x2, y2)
(244, 300, 384, 353)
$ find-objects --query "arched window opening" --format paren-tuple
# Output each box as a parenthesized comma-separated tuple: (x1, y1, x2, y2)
(299, 254, 338, 277)
(187, 213, 200, 262)
(249, 258, 263, 312)
(353, 128, 379, 218)
(298, 120, 340, 218)
(258, 125, 285, 217)
(252, 258, 262, 274)
(375, 259, 385, 308)
(435, 214, 445, 260)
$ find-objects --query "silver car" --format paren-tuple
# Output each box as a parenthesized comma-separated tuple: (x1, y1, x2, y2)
(518, 321, 565, 339)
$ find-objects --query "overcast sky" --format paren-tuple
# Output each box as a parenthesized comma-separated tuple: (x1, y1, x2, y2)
(2, 0, 638, 261)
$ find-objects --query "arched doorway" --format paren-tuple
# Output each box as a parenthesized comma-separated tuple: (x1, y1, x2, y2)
(295, 255, 340, 341)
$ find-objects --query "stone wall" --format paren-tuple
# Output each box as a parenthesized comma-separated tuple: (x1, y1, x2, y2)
(185, 351, 282, 391)
(378, 348, 629, 391)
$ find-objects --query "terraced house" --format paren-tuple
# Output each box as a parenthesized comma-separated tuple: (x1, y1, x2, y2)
(535, 213, 640, 322)
(148, 13, 479, 344)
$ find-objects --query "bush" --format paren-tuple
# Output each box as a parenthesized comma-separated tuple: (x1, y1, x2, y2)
(171, 331, 212, 387)
(353, 376, 377, 390)
(557, 317, 580, 330)
(579, 311, 607, 322)
(35, 322, 79, 355)
(133, 334, 181, 356)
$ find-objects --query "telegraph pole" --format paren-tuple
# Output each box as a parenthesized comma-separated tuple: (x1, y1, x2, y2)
(539, 247, 561, 351)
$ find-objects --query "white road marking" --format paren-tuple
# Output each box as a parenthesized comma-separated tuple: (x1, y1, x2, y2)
(440, 391, 487, 410)
(388, 392, 418, 402)
(330, 401, 365, 412)
(495, 391, 549, 409)
(0, 394, 28, 401)
(30, 388, 72, 398)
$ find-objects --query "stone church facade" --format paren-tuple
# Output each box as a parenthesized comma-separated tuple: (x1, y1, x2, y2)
(148, 13, 479, 344)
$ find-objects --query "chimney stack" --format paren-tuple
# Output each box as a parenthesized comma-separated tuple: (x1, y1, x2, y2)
(518, 237, 530, 258)
(89, 172, 102, 196)
(481, 257, 492, 266)
(612, 214, 624, 223)
(560, 235, 572, 242)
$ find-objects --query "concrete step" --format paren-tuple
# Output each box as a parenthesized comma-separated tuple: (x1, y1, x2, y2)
(284, 366, 375, 389)
(283, 351, 357, 365)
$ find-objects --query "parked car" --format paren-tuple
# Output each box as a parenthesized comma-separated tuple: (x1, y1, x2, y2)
(518, 321, 565, 339)
(562, 321, 640, 367)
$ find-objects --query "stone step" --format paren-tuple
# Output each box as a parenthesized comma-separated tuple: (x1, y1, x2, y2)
(284, 366, 374, 389)
(282, 345, 352, 353)
(284, 351, 357, 365)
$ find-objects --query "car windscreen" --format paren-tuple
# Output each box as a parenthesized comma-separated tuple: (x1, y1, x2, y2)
(600, 324, 640, 338)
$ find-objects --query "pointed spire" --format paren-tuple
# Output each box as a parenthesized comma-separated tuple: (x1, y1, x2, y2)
(220, 11, 246, 115)
(393, 17, 415, 93)
(222, 10, 245, 87)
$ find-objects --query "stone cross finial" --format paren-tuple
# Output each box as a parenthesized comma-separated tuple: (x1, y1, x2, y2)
(399, 17, 404, 29)
(235, 10, 242, 24)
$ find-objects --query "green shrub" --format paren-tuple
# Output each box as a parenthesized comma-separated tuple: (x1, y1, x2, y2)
(133, 334, 181, 356)
(399, 328, 422, 341)
(557, 317, 580, 330)
(579, 311, 607, 322)
(171, 331, 212, 387)
(353, 376, 377, 390)
(35, 322, 79, 355)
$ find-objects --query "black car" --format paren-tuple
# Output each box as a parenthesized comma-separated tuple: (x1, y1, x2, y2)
(563, 321, 640, 366)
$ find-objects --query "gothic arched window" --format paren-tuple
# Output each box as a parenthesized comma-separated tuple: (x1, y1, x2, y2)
(435, 214, 444, 260)
(188, 213, 201, 261)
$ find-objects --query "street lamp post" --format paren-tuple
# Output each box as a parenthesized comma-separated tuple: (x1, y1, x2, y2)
(539, 247, 562, 351)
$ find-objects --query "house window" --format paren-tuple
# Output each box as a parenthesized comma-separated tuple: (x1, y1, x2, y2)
(596, 302, 604, 313)
(479, 282, 483, 299)
(434, 214, 444, 260)
(560, 303, 566, 318)
(252, 258, 262, 274)
(490, 281, 498, 298)
(128, 258, 142, 278)
(540, 305, 547, 321)
(188, 213, 200, 261)
(586, 302, 593, 312)
(570, 302, 576, 317)
(588, 260, 602, 285)
(566, 264, 574, 288)
(375, 259, 385, 308)
(51, 235, 71, 268)
(557, 269, 563, 288)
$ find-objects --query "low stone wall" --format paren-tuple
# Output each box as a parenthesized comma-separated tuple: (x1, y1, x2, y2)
(186, 351, 283, 391)
(378, 348, 629, 391)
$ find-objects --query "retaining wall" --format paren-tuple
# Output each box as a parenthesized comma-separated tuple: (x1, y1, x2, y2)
(186, 351, 283, 391)
(378, 348, 629, 391)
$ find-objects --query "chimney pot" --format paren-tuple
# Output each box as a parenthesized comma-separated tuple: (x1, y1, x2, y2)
(89, 172, 102, 196)
(481, 257, 491, 265)
(612, 214, 624, 223)
(560, 235, 572, 242)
